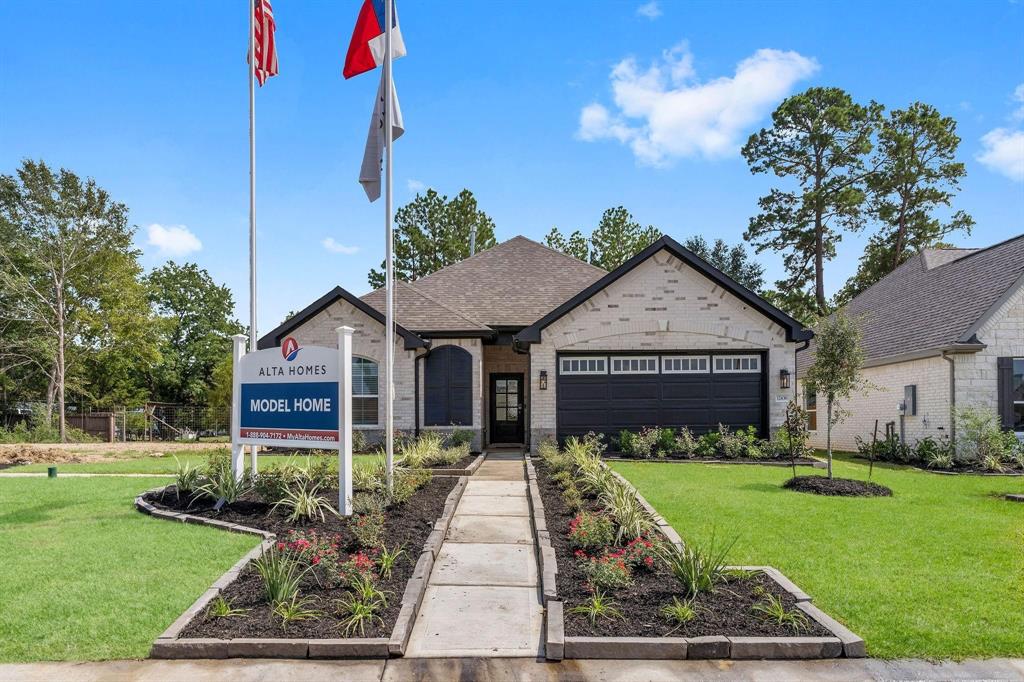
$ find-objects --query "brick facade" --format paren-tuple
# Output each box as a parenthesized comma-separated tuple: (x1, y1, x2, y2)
(528, 251, 798, 447)
(802, 283, 1024, 452)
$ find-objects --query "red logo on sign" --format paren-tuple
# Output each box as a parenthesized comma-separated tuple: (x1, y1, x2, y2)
(282, 336, 301, 361)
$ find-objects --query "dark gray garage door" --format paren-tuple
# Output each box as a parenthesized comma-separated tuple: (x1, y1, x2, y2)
(556, 353, 765, 442)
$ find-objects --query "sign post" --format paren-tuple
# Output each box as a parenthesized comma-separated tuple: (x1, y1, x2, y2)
(337, 326, 354, 515)
(230, 333, 353, 515)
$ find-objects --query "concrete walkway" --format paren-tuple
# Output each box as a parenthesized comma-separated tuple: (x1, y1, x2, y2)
(405, 448, 545, 658)
(3, 657, 1023, 681)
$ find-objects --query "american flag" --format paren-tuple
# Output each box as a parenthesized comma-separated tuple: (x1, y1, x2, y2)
(252, 0, 278, 86)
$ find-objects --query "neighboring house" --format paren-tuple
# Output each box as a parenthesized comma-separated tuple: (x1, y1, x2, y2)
(258, 235, 810, 451)
(797, 234, 1024, 452)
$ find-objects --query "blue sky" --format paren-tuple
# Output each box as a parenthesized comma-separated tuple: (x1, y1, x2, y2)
(1, 0, 1022, 336)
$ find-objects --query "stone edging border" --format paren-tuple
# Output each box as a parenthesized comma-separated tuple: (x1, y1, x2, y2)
(536, 460, 865, 661)
(138, 476, 469, 659)
(524, 454, 558, 607)
(422, 452, 487, 477)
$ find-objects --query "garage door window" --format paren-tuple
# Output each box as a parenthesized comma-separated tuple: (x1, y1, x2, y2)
(715, 355, 760, 373)
(663, 356, 709, 373)
(560, 357, 607, 375)
(611, 356, 659, 374)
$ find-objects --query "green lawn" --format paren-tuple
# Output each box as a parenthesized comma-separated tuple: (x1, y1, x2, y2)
(7, 452, 377, 475)
(612, 456, 1024, 659)
(0, 477, 258, 662)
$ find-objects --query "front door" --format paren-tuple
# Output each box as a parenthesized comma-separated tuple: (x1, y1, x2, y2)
(490, 373, 524, 444)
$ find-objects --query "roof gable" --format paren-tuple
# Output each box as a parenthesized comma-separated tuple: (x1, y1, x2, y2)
(515, 235, 812, 345)
(798, 233, 1024, 369)
(409, 236, 607, 327)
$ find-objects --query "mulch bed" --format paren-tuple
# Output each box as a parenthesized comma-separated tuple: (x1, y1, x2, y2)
(534, 461, 830, 638)
(783, 475, 893, 497)
(145, 476, 457, 639)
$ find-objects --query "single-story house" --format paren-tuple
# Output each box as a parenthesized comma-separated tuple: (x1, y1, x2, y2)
(797, 233, 1024, 452)
(258, 235, 811, 451)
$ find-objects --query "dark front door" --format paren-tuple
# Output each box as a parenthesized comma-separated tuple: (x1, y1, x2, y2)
(490, 373, 524, 443)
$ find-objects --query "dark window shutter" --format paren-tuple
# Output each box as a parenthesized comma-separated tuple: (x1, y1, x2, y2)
(997, 357, 1014, 430)
(424, 346, 473, 426)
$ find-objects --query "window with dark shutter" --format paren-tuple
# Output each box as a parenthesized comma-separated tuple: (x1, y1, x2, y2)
(998, 356, 1024, 432)
(424, 345, 473, 426)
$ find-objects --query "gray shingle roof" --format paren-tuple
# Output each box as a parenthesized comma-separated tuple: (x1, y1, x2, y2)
(360, 280, 491, 333)
(403, 236, 607, 327)
(798, 234, 1024, 371)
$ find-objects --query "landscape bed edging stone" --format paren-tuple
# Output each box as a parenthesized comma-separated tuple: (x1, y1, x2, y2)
(524, 454, 558, 607)
(540, 460, 865, 660)
(143, 476, 467, 659)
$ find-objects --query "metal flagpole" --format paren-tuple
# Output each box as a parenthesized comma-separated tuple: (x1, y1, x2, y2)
(383, 0, 395, 494)
(248, 0, 259, 475)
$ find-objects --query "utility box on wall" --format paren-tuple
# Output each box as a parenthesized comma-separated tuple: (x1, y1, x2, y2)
(903, 385, 917, 416)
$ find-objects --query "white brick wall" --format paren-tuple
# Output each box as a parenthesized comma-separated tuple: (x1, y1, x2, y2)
(529, 250, 799, 447)
(801, 283, 1024, 452)
(954, 285, 1024, 414)
(800, 356, 952, 452)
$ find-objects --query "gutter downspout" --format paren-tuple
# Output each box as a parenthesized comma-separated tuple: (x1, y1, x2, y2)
(413, 342, 433, 439)
(941, 351, 956, 448)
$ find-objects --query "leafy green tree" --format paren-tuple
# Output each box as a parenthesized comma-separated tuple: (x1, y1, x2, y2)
(0, 160, 151, 439)
(544, 227, 590, 262)
(545, 207, 660, 270)
(367, 188, 496, 287)
(145, 262, 243, 404)
(589, 207, 661, 270)
(682, 236, 765, 291)
(804, 312, 870, 478)
(760, 288, 819, 326)
(743, 87, 882, 316)
(837, 103, 973, 303)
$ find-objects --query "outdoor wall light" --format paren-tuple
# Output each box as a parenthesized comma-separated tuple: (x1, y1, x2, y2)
(779, 368, 791, 389)
(539, 370, 548, 390)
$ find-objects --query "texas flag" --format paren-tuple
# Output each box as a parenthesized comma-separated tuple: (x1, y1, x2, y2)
(343, 0, 406, 79)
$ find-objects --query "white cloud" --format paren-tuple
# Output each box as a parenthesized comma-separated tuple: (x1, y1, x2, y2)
(146, 224, 202, 257)
(322, 237, 360, 255)
(1012, 83, 1024, 121)
(636, 1, 661, 19)
(977, 128, 1024, 182)
(976, 84, 1024, 182)
(577, 43, 819, 166)
(407, 179, 425, 193)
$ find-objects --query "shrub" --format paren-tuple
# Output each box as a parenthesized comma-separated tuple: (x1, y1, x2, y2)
(302, 456, 336, 489)
(618, 428, 659, 458)
(599, 481, 654, 543)
(204, 450, 232, 481)
(390, 469, 432, 504)
(399, 432, 445, 468)
(255, 462, 300, 504)
(673, 427, 699, 458)
(193, 467, 252, 506)
(957, 407, 1015, 465)
(655, 428, 676, 457)
(915, 436, 954, 469)
(562, 483, 584, 512)
(694, 430, 721, 458)
(719, 425, 762, 459)
(253, 548, 309, 606)
(569, 590, 623, 625)
(352, 492, 386, 515)
(660, 532, 736, 597)
(271, 482, 339, 523)
(445, 428, 474, 448)
(751, 593, 809, 631)
(577, 549, 634, 591)
(432, 443, 470, 466)
(621, 534, 661, 571)
(352, 429, 368, 454)
(351, 509, 385, 549)
(660, 596, 697, 628)
(338, 551, 378, 585)
(173, 456, 201, 498)
(551, 470, 574, 490)
(272, 594, 322, 631)
(568, 511, 615, 550)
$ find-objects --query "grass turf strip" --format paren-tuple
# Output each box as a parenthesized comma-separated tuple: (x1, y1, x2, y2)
(611, 455, 1024, 660)
(5, 452, 377, 474)
(0, 477, 257, 662)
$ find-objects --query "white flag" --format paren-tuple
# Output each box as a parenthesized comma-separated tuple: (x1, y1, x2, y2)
(359, 69, 404, 202)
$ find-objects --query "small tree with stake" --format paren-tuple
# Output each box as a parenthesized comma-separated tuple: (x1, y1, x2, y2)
(781, 400, 812, 480)
(805, 312, 869, 479)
